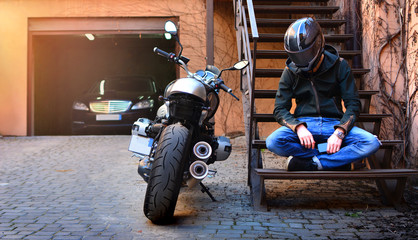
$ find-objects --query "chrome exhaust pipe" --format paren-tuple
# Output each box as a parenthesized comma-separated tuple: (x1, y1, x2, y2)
(193, 141, 212, 160)
(189, 160, 209, 179)
(187, 160, 209, 188)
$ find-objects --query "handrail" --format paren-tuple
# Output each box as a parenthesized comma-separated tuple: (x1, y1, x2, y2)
(234, 0, 251, 86)
(234, 0, 258, 91)
(246, 0, 259, 39)
(234, 0, 260, 181)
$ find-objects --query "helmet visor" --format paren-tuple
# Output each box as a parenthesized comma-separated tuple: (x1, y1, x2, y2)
(286, 38, 322, 68)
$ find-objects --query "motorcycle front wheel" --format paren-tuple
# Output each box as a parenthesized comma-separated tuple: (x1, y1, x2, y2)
(143, 123, 189, 224)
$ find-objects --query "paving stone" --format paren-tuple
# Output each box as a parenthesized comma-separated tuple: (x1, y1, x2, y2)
(304, 224, 324, 230)
(283, 218, 311, 224)
(204, 224, 231, 230)
(269, 232, 299, 239)
(288, 222, 304, 228)
(302, 236, 330, 240)
(2, 236, 32, 240)
(51, 236, 82, 240)
(0, 136, 416, 239)
(216, 229, 245, 235)
(82, 237, 113, 240)
(323, 223, 349, 229)
(23, 236, 53, 240)
(231, 225, 252, 230)
(213, 233, 242, 239)
(310, 220, 337, 225)
(234, 221, 262, 226)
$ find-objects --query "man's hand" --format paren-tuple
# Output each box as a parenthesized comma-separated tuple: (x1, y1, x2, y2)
(327, 128, 345, 154)
(296, 124, 315, 149)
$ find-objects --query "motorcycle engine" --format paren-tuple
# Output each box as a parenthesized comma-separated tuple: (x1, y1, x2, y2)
(215, 136, 232, 161)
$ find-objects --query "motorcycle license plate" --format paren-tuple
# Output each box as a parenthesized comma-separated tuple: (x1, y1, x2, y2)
(129, 135, 153, 155)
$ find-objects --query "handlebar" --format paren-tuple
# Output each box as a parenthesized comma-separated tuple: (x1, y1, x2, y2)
(154, 47, 192, 76)
(219, 82, 239, 101)
(153, 47, 175, 61)
(153, 47, 190, 64)
(219, 83, 232, 93)
(153, 47, 168, 57)
(154, 46, 239, 101)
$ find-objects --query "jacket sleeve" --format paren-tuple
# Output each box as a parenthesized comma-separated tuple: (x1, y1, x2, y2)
(335, 59, 361, 133)
(273, 68, 306, 132)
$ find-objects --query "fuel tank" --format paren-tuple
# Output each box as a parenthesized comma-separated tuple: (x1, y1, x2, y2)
(165, 77, 207, 101)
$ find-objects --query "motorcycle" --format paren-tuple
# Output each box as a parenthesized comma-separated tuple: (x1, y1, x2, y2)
(128, 20, 248, 224)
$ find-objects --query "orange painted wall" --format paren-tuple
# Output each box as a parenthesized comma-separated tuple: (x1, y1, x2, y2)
(360, 0, 418, 167)
(406, 1, 418, 167)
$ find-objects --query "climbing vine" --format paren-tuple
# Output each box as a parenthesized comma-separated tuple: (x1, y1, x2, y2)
(361, 0, 418, 168)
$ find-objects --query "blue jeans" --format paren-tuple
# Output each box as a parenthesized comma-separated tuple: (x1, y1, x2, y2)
(266, 117, 381, 169)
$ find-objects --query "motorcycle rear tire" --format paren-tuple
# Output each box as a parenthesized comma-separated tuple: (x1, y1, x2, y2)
(143, 123, 189, 224)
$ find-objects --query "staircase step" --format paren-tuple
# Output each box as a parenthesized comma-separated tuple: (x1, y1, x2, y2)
(252, 139, 403, 149)
(250, 19, 346, 28)
(377, 140, 405, 148)
(359, 90, 380, 96)
(252, 113, 391, 123)
(253, 90, 379, 99)
(253, 50, 361, 59)
(252, 0, 330, 3)
(251, 5, 339, 14)
(255, 68, 369, 78)
(254, 168, 418, 180)
(250, 33, 352, 43)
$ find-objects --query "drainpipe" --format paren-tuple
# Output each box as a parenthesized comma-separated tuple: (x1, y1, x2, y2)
(344, 0, 362, 69)
(206, 0, 214, 65)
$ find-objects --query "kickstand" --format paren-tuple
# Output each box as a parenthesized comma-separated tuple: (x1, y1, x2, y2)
(199, 182, 217, 202)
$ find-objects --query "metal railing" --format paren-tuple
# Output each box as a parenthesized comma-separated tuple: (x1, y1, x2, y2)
(234, 0, 258, 91)
(233, 0, 259, 180)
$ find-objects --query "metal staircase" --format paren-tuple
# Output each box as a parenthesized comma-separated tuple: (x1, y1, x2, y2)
(233, 0, 417, 209)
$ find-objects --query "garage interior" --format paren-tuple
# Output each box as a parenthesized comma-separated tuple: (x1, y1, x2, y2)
(32, 32, 176, 135)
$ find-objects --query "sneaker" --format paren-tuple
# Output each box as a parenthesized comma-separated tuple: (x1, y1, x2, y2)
(286, 156, 318, 171)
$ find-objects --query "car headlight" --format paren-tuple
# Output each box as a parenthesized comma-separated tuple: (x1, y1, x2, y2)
(73, 101, 89, 111)
(131, 99, 154, 110)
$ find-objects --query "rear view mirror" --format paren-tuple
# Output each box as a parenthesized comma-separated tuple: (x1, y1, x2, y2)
(218, 60, 249, 78)
(164, 20, 184, 56)
(164, 21, 177, 36)
(232, 60, 249, 70)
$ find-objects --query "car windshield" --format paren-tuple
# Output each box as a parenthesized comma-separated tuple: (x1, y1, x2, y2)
(89, 76, 156, 95)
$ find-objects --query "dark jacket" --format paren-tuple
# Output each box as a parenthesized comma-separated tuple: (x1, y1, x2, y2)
(273, 45, 360, 133)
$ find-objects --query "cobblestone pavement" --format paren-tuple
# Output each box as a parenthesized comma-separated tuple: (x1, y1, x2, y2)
(0, 135, 417, 240)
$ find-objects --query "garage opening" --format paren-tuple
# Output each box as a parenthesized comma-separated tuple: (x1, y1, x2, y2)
(29, 18, 177, 135)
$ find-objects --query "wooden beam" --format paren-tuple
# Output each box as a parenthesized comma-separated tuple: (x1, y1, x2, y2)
(28, 17, 173, 33)
(206, 0, 214, 65)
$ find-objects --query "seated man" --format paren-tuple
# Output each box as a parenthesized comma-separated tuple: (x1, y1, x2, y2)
(266, 17, 381, 171)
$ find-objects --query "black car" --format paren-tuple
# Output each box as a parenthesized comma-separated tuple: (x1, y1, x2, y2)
(72, 76, 160, 134)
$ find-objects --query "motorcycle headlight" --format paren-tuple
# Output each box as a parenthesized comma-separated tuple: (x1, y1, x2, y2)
(73, 101, 89, 111)
(132, 99, 154, 110)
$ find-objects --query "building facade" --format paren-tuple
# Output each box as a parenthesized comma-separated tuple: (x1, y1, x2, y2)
(0, 0, 243, 136)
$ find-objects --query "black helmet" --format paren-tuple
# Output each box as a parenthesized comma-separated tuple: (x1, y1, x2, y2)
(284, 17, 325, 72)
